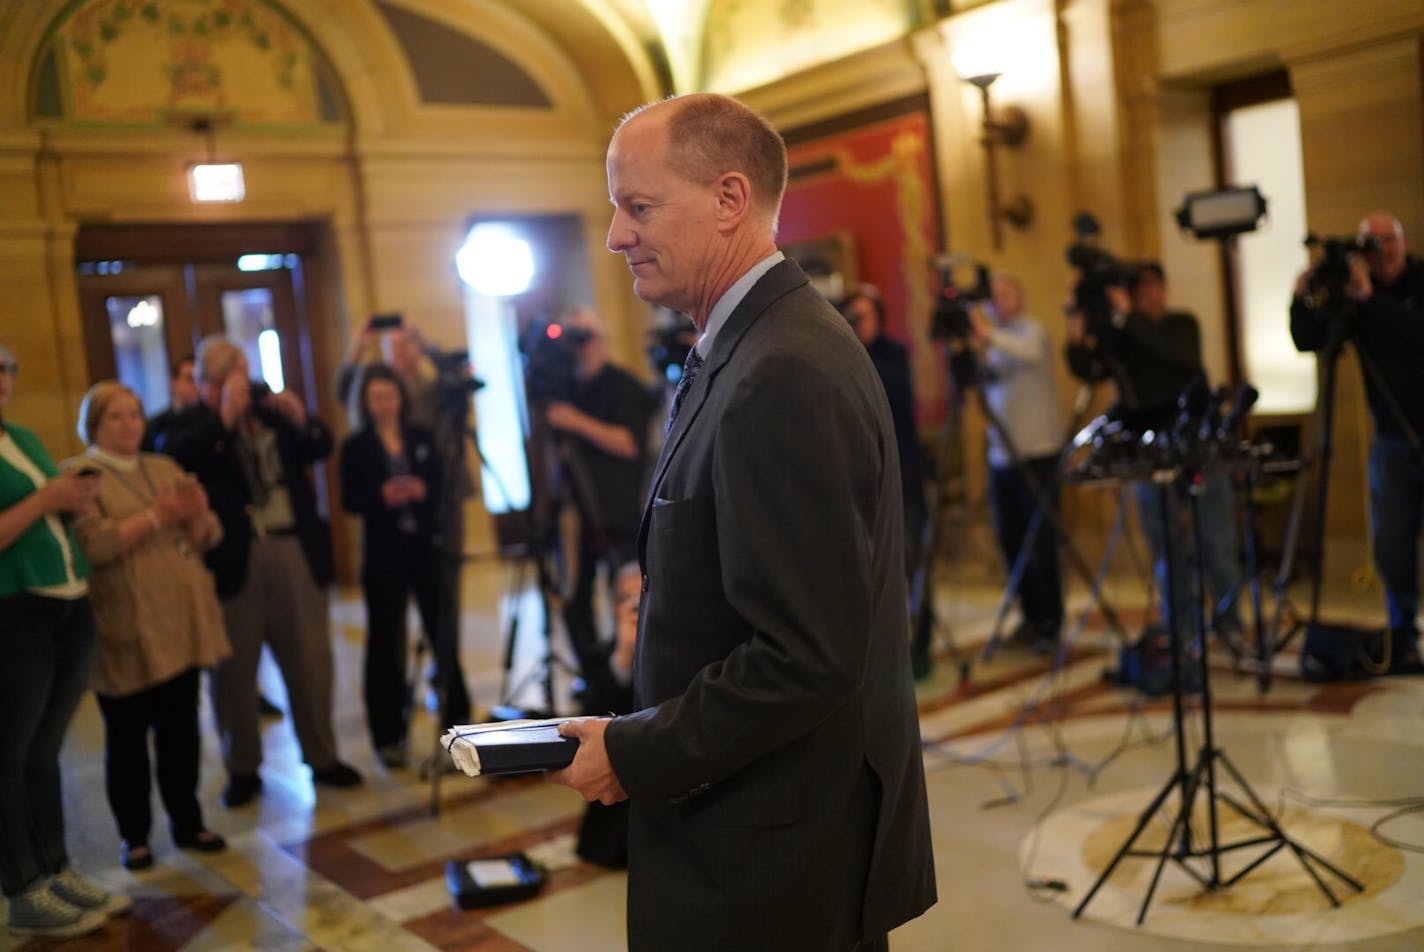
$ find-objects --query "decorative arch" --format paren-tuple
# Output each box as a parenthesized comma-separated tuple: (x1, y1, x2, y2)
(28, 0, 348, 129)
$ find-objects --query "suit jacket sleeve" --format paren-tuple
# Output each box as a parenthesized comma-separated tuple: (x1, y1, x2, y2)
(607, 344, 884, 800)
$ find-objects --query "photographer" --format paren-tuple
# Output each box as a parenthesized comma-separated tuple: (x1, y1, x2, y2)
(542, 308, 649, 711)
(840, 285, 928, 579)
(159, 337, 362, 807)
(968, 274, 1064, 651)
(1066, 262, 1243, 644)
(1291, 212, 1424, 671)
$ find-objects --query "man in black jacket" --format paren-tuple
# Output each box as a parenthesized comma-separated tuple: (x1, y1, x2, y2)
(1291, 211, 1424, 671)
(158, 336, 361, 807)
(543, 308, 649, 712)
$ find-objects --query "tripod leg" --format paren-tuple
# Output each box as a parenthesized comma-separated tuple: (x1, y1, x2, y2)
(1072, 768, 1188, 920)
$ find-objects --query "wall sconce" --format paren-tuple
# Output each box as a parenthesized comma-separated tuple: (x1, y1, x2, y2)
(952, 54, 1033, 250)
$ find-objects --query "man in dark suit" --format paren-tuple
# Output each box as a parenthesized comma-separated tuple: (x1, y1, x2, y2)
(551, 93, 936, 951)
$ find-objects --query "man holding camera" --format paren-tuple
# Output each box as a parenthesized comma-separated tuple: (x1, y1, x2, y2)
(1291, 212, 1424, 671)
(1066, 262, 1243, 646)
(543, 308, 649, 711)
(970, 273, 1065, 652)
(159, 336, 362, 806)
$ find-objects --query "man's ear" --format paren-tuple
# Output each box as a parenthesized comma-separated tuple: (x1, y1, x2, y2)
(712, 171, 753, 230)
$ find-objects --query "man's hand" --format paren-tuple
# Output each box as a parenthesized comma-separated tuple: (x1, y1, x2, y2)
(219, 371, 251, 427)
(1105, 284, 1131, 317)
(1347, 256, 1373, 301)
(549, 718, 627, 805)
(266, 389, 308, 425)
(968, 307, 993, 348)
(544, 401, 586, 434)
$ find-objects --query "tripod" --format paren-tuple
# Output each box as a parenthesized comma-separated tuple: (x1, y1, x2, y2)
(973, 378, 1134, 665)
(1261, 320, 1424, 689)
(1072, 464, 1364, 925)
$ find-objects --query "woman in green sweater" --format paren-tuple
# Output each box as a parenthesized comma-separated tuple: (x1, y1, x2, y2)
(0, 345, 129, 939)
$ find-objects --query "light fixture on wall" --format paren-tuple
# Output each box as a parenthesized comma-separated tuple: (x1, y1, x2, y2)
(951, 50, 1033, 250)
(185, 116, 245, 203)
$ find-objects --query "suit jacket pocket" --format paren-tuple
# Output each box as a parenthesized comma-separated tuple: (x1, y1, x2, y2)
(682, 778, 799, 828)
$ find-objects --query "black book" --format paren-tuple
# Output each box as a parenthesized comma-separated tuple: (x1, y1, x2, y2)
(443, 718, 586, 776)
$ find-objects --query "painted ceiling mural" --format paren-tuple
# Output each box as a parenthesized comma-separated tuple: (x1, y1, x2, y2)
(46, 0, 333, 127)
(701, 0, 914, 91)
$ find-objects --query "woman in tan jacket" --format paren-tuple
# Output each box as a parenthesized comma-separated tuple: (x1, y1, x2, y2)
(72, 381, 231, 870)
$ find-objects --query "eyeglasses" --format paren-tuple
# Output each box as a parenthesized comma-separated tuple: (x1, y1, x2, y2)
(0, 361, 17, 377)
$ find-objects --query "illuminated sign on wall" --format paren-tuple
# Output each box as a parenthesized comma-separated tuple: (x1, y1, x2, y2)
(188, 163, 246, 203)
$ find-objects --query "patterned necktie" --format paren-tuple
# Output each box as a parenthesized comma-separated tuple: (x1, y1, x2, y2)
(665, 346, 704, 434)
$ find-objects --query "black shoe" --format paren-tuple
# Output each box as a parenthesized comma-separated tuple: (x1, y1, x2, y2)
(311, 761, 363, 788)
(258, 694, 283, 719)
(120, 841, 153, 871)
(376, 743, 408, 769)
(222, 773, 263, 808)
(173, 830, 227, 854)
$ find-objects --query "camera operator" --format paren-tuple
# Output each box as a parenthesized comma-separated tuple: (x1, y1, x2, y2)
(967, 273, 1064, 652)
(335, 315, 474, 729)
(542, 308, 649, 712)
(1066, 261, 1244, 645)
(1291, 211, 1424, 671)
(839, 285, 928, 579)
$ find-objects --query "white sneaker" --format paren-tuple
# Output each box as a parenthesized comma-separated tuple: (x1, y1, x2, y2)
(49, 866, 133, 916)
(6, 881, 106, 938)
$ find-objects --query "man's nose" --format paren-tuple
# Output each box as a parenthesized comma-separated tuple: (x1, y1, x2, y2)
(607, 214, 633, 253)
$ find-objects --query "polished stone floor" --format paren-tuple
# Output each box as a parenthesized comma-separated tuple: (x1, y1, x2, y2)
(4, 555, 1423, 951)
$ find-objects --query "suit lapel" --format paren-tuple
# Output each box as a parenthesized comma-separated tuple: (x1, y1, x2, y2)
(636, 259, 811, 564)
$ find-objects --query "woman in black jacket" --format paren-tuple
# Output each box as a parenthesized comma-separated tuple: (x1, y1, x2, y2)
(339, 364, 468, 766)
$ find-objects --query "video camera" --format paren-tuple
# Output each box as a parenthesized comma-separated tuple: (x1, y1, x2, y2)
(646, 314, 697, 384)
(1301, 232, 1380, 311)
(522, 321, 594, 403)
(1065, 212, 1138, 335)
(431, 349, 485, 412)
(928, 253, 992, 342)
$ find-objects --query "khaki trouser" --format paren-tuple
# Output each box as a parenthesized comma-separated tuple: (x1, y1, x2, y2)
(213, 535, 338, 774)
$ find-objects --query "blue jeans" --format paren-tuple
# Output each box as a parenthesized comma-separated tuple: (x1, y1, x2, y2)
(1135, 472, 1242, 639)
(1369, 434, 1424, 634)
(0, 593, 95, 896)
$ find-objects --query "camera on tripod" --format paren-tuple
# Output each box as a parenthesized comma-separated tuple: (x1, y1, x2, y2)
(646, 313, 697, 384)
(522, 321, 594, 403)
(1065, 212, 1137, 337)
(431, 349, 485, 406)
(1301, 231, 1381, 311)
(928, 253, 992, 342)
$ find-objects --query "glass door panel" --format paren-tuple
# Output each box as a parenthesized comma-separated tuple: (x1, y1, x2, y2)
(104, 293, 171, 412)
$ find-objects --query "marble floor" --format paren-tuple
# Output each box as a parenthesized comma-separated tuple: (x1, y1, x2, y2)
(4, 555, 1423, 951)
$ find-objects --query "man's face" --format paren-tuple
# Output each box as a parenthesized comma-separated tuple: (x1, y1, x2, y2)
(990, 276, 1022, 323)
(382, 329, 421, 376)
(171, 360, 198, 409)
(1131, 272, 1166, 318)
(200, 352, 249, 408)
(606, 112, 719, 320)
(1359, 215, 1407, 282)
(846, 296, 879, 346)
(565, 310, 607, 376)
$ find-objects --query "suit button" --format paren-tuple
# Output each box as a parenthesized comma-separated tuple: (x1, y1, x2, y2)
(641, 573, 649, 593)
